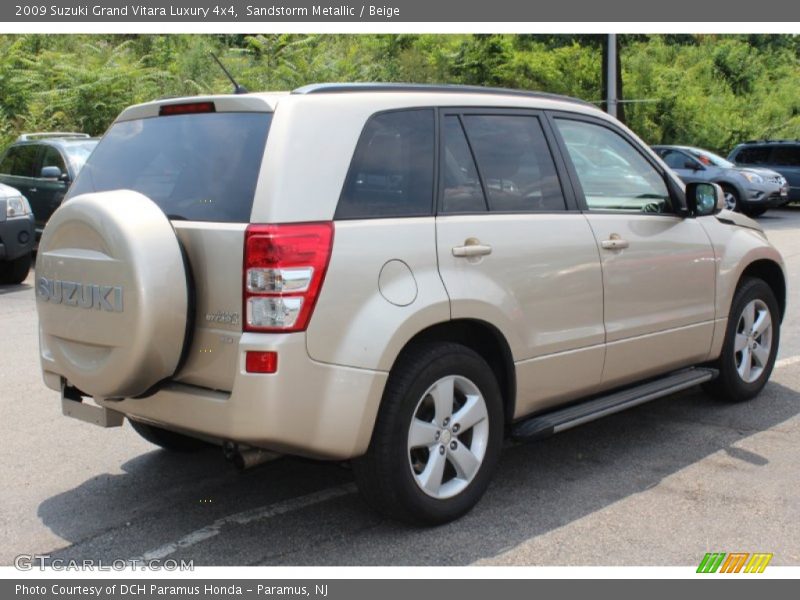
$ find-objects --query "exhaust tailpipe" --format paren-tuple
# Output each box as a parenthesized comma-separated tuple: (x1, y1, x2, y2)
(223, 441, 279, 471)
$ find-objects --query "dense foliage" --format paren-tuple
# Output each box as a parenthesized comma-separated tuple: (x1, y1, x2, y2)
(1, 34, 798, 154)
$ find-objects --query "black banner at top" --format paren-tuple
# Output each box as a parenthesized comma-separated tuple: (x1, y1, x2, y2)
(4, 0, 800, 22)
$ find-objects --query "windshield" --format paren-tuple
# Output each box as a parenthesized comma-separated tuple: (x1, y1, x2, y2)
(685, 147, 735, 168)
(68, 112, 272, 223)
(63, 141, 98, 174)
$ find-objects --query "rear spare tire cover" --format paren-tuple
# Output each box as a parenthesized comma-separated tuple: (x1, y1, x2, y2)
(35, 190, 189, 398)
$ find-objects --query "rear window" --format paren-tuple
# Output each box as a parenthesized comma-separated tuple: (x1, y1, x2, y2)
(67, 112, 271, 222)
(335, 109, 435, 219)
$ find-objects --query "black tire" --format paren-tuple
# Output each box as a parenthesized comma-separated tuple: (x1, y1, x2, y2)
(721, 185, 741, 212)
(353, 342, 504, 525)
(129, 419, 209, 452)
(703, 278, 780, 403)
(743, 207, 767, 218)
(0, 252, 32, 285)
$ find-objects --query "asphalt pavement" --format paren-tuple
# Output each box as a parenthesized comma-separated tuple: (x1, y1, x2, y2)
(1, 209, 798, 567)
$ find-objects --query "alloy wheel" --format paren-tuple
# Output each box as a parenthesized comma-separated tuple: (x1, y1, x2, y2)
(407, 375, 489, 499)
(734, 299, 773, 383)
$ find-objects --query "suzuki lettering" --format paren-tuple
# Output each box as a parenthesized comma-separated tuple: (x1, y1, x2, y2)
(36, 277, 123, 313)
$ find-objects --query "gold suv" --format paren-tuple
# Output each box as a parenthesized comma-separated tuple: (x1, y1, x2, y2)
(35, 84, 785, 524)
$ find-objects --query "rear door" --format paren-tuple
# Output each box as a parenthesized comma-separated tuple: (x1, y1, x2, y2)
(435, 109, 605, 417)
(551, 114, 715, 388)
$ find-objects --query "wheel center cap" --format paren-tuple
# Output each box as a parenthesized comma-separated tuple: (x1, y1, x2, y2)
(440, 429, 452, 444)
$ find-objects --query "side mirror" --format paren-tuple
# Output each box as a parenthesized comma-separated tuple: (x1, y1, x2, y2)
(41, 166, 63, 179)
(686, 182, 724, 217)
(685, 160, 703, 171)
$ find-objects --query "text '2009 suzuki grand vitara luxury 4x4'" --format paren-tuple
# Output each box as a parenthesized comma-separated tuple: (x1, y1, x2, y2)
(35, 84, 786, 525)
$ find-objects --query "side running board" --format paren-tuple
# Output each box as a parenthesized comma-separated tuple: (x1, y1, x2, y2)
(511, 367, 717, 442)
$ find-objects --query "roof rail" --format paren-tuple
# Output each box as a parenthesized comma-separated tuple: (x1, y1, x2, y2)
(742, 138, 800, 145)
(15, 132, 90, 142)
(291, 82, 595, 108)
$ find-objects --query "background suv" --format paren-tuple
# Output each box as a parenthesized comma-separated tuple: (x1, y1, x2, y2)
(34, 85, 785, 525)
(653, 144, 788, 217)
(729, 140, 800, 204)
(0, 133, 98, 237)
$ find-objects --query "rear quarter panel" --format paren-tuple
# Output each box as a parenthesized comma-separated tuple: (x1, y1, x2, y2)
(306, 218, 450, 371)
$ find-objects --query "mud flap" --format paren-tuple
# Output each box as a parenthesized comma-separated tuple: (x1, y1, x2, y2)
(61, 384, 124, 428)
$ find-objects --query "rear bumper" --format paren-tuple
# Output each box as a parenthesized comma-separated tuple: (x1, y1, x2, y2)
(0, 214, 35, 261)
(44, 333, 388, 460)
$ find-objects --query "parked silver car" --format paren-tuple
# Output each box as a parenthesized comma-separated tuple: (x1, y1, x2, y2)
(653, 145, 789, 217)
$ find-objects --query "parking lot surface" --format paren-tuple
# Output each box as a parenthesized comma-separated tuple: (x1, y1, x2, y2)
(1, 210, 799, 566)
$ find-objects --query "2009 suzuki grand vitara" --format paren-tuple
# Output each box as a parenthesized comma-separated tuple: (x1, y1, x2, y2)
(35, 84, 785, 524)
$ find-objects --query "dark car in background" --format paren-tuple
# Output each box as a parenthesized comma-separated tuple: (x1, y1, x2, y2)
(728, 140, 800, 204)
(0, 133, 98, 237)
(653, 145, 788, 217)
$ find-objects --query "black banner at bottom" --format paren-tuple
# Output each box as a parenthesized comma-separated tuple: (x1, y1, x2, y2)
(4, 579, 797, 600)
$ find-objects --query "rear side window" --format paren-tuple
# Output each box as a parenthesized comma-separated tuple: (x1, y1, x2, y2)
(336, 109, 435, 219)
(770, 145, 800, 166)
(732, 146, 770, 165)
(68, 112, 272, 223)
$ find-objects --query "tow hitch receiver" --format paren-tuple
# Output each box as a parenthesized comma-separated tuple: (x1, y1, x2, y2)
(62, 384, 124, 428)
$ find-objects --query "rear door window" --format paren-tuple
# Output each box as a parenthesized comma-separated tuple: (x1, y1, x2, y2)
(2, 145, 41, 177)
(68, 111, 272, 223)
(336, 109, 435, 219)
(461, 114, 566, 212)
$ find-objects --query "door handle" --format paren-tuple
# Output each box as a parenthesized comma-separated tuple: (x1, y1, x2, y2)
(452, 238, 492, 258)
(600, 234, 629, 250)
(29, 188, 38, 193)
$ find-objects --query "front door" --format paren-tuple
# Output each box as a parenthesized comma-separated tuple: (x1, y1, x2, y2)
(552, 115, 716, 388)
(35, 146, 70, 229)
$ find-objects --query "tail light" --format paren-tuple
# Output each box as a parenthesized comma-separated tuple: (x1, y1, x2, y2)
(243, 222, 334, 332)
(159, 102, 216, 116)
